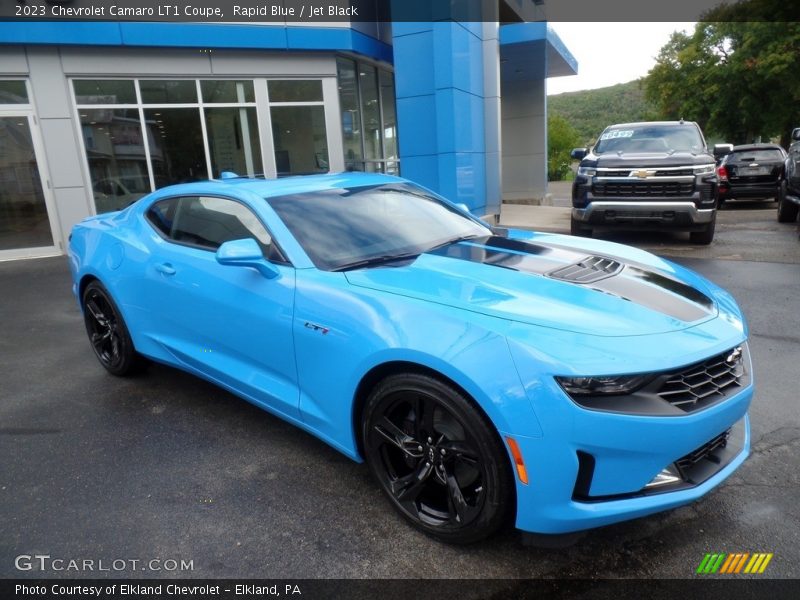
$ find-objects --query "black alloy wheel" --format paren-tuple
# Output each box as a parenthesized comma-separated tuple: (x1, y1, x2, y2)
(82, 281, 144, 376)
(363, 373, 513, 544)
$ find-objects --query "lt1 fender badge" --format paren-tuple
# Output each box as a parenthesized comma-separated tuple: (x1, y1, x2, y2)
(304, 321, 330, 335)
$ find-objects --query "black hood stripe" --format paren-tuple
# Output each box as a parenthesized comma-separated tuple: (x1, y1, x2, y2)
(426, 236, 714, 323)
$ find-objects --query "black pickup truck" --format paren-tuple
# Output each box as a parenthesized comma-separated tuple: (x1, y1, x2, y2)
(777, 127, 800, 223)
(570, 121, 719, 244)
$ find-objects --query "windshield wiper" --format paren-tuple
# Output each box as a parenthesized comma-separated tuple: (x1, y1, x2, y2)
(332, 252, 422, 272)
(426, 234, 483, 252)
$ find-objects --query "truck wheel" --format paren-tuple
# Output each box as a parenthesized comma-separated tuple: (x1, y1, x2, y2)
(570, 217, 591, 238)
(777, 181, 799, 223)
(689, 214, 716, 245)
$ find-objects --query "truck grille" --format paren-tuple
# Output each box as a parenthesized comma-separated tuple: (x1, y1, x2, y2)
(593, 181, 695, 197)
(657, 346, 745, 411)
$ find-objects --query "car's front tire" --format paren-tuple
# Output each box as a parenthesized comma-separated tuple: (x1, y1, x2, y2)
(777, 181, 799, 223)
(362, 373, 514, 544)
(82, 280, 145, 376)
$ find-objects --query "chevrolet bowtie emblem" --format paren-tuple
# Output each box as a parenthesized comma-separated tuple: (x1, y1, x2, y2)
(633, 169, 654, 178)
(726, 346, 743, 365)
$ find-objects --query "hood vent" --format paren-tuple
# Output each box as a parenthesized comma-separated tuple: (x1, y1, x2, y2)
(548, 256, 623, 284)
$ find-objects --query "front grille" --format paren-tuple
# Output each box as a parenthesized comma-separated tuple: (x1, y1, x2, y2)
(658, 347, 745, 411)
(675, 428, 730, 476)
(548, 255, 623, 284)
(654, 168, 694, 177)
(593, 181, 694, 197)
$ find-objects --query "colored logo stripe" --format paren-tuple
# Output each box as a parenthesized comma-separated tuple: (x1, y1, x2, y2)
(697, 553, 773, 574)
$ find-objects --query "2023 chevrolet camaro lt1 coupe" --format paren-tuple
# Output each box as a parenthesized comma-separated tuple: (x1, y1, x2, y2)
(68, 173, 752, 544)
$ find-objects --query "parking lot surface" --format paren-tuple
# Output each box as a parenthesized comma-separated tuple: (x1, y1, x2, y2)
(1, 208, 798, 582)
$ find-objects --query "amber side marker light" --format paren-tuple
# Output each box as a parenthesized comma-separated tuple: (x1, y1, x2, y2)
(505, 437, 529, 485)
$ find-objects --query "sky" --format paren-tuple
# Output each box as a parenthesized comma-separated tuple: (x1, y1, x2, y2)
(546, 22, 696, 96)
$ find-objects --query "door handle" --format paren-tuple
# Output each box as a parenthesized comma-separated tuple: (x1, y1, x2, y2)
(155, 262, 176, 275)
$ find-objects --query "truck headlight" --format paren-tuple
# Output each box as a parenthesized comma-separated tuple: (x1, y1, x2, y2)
(577, 167, 597, 177)
(556, 374, 654, 396)
(693, 164, 716, 175)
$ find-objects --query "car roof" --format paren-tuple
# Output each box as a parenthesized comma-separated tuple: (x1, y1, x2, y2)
(730, 143, 784, 152)
(188, 172, 405, 198)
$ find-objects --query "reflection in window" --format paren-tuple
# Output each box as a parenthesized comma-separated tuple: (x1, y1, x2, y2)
(144, 108, 207, 186)
(268, 80, 323, 103)
(336, 59, 398, 174)
(0, 117, 53, 249)
(139, 80, 197, 104)
(200, 80, 255, 103)
(0, 80, 28, 104)
(73, 80, 136, 105)
(79, 109, 150, 213)
(205, 107, 262, 178)
(271, 106, 329, 176)
(336, 59, 363, 169)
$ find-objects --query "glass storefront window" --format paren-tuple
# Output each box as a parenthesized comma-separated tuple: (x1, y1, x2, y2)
(380, 70, 397, 161)
(359, 64, 381, 161)
(205, 107, 262, 178)
(336, 59, 398, 174)
(140, 80, 198, 104)
(0, 117, 53, 249)
(271, 106, 329, 175)
(78, 108, 150, 213)
(144, 108, 207, 186)
(267, 80, 323, 103)
(0, 80, 28, 104)
(336, 58, 364, 169)
(74, 80, 137, 105)
(200, 80, 255, 103)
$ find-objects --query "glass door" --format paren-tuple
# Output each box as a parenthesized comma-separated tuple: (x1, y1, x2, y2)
(0, 112, 60, 258)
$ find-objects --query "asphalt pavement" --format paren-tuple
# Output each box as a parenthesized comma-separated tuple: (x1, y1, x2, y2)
(1, 207, 798, 584)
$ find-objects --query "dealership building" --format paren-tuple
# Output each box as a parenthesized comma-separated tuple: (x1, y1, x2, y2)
(0, 2, 576, 260)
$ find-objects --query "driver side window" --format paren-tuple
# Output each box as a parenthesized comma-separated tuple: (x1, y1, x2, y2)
(146, 195, 285, 262)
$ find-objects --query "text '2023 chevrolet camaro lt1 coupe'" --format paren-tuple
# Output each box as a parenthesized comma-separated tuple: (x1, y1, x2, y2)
(68, 173, 753, 544)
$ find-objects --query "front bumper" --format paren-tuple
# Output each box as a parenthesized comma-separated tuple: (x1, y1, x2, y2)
(506, 355, 753, 534)
(719, 182, 779, 200)
(573, 201, 715, 229)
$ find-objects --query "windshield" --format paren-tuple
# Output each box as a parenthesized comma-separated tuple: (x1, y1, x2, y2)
(730, 149, 784, 162)
(594, 124, 705, 154)
(266, 183, 490, 271)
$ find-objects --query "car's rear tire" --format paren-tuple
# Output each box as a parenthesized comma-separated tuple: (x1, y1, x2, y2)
(777, 181, 799, 223)
(82, 281, 146, 376)
(570, 217, 591, 237)
(690, 213, 716, 245)
(362, 373, 514, 544)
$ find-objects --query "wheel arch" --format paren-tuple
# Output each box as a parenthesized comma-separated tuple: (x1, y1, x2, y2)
(351, 360, 506, 463)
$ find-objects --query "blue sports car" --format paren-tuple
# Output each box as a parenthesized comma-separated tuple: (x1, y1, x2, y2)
(68, 173, 752, 544)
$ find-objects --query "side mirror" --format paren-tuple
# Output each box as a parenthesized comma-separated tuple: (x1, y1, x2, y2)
(570, 148, 588, 160)
(713, 143, 734, 161)
(792, 128, 800, 141)
(216, 238, 279, 279)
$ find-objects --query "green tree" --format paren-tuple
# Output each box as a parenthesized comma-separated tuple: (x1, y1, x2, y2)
(547, 113, 580, 181)
(645, 20, 800, 146)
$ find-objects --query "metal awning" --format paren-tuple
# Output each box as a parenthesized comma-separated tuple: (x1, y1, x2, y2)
(499, 22, 578, 82)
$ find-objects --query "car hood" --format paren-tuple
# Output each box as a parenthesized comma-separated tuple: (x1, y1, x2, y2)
(587, 152, 713, 168)
(344, 232, 719, 337)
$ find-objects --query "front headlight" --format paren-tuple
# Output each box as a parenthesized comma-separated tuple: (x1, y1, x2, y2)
(556, 374, 654, 396)
(577, 167, 596, 177)
(693, 164, 716, 175)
